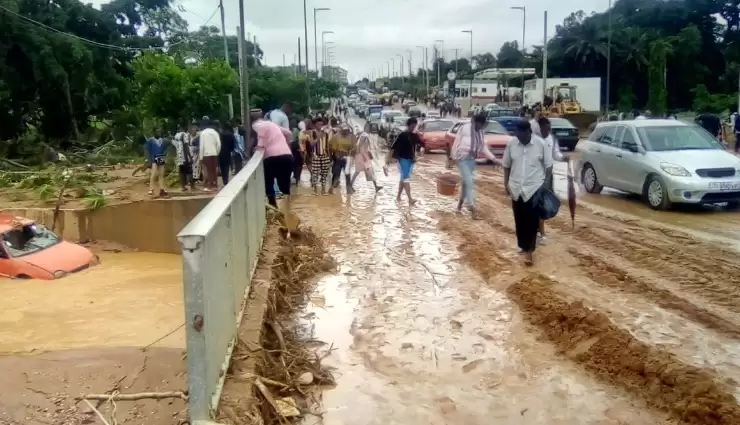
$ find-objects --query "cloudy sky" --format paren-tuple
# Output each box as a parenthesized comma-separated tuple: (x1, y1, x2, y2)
(93, 0, 612, 82)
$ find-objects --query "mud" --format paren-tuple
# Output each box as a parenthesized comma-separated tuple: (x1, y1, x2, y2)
(0, 347, 186, 425)
(508, 274, 740, 425)
(219, 214, 335, 425)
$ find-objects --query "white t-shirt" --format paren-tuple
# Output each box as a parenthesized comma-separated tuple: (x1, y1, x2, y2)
(199, 128, 221, 158)
(269, 109, 290, 130)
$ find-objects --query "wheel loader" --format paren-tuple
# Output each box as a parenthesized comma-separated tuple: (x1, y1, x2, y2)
(541, 83, 598, 133)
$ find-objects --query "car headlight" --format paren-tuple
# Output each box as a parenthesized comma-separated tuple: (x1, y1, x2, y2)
(53, 270, 67, 279)
(660, 163, 691, 177)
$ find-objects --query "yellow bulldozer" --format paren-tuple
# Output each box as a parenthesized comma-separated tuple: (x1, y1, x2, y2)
(542, 83, 598, 133)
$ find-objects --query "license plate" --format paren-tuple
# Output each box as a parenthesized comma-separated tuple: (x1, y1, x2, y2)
(556, 131, 569, 136)
(708, 182, 740, 191)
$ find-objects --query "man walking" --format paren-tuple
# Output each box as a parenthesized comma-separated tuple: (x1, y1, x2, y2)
(145, 130, 168, 197)
(536, 116, 566, 243)
(388, 117, 425, 204)
(502, 120, 553, 266)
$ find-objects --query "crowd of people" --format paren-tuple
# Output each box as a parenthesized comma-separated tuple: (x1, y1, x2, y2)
(139, 99, 566, 266)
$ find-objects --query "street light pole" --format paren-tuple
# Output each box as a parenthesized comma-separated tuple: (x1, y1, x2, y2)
(606, 0, 612, 114)
(397, 54, 404, 85)
(434, 39, 444, 88)
(511, 6, 526, 96)
(321, 31, 333, 75)
(313, 8, 330, 74)
(462, 30, 473, 102)
(407, 49, 413, 78)
(391, 57, 395, 78)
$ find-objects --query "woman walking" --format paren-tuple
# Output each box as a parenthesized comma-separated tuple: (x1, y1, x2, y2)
(449, 113, 501, 219)
(309, 118, 332, 194)
(251, 109, 294, 208)
(350, 129, 382, 192)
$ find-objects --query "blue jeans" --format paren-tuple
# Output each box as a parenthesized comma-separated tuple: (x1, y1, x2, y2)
(457, 158, 476, 207)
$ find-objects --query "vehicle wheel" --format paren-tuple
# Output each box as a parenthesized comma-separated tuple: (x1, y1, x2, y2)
(581, 164, 603, 194)
(13, 274, 31, 280)
(645, 175, 672, 210)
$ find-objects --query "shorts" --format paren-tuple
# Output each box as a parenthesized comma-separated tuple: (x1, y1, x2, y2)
(398, 158, 414, 181)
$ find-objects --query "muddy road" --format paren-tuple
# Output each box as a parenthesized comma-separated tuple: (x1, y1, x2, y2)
(289, 144, 740, 425)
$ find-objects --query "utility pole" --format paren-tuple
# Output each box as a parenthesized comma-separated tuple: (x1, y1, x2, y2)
(219, 0, 233, 118)
(606, 0, 612, 113)
(298, 37, 302, 74)
(237, 4, 250, 155)
(453, 48, 460, 75)
(425, 47, 430, 97)
(543, 11, 548, 102)
(283, 54, 286, 67)
(302, 0, 310, 111)
(236, 25, 244, 120)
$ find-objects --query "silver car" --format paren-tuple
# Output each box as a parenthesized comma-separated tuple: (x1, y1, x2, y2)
(574, 119, 740, 210)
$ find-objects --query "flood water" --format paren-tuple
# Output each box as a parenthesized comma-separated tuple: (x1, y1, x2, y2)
(0, 252, 185, 354)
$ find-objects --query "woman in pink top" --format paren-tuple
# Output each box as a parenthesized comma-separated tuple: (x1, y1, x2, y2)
(251, 110, 294, 207)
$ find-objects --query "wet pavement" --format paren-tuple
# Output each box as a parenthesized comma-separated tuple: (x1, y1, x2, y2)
(288, 117, 740, 424)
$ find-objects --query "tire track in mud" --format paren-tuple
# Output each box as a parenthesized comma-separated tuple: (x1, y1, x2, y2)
(507, 273, 740, 425)
(567, 247, 740, 339)
(436, 206, 740, 424)
(470, 179, 740, 315)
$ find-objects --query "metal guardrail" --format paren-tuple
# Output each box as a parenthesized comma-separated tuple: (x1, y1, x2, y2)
(177, 151, 267, 422)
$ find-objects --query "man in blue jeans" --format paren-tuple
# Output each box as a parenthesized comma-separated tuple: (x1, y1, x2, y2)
(388, 117, 425, 204)
(449, 113, 500, 219)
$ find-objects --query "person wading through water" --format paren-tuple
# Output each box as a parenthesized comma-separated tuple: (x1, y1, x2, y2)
(328, 125, 355, 194)
(502, 120, 553, 266)
(309, 117, 331, 194)
(449, 113, 501, 219)
(350, 128, 382, 193)
(536, 116, 566, 243)
(388, 117, 425, 204)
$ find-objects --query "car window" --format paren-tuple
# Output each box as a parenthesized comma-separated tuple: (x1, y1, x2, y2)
(2, 223, 61, 257)
(599, 126, 619, 147)
(637, 125, 725, 151)
(450, 123, 463, 134)
(589, 126, 606, 142)
(424, 120, 455, 132)
(618, 127, 638, 149)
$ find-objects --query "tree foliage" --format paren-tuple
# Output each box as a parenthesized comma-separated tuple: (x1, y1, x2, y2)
(364, 0, 738, 114)
(0, 0, 340, 160)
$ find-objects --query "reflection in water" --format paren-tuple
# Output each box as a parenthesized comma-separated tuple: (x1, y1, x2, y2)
(0, 252, 184, 354)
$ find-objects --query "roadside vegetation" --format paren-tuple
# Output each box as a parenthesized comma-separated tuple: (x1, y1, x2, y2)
(0, 0, 341, 206)
(371, 0, 740, 117)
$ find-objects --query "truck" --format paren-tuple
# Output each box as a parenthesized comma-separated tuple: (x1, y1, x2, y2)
(522, 77, 601, 112)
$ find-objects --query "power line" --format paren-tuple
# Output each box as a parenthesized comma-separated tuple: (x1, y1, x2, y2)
(0, 4, 219, 52)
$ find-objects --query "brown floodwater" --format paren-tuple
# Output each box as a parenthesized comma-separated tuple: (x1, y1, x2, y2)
(0, 252, 185, 354)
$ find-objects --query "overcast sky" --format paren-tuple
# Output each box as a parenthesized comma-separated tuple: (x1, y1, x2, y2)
(91, 0, 611, 82)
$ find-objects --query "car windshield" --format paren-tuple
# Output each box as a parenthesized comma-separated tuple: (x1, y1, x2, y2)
(485, 121, 508, 134)
(637, 125, 724, 151)
(549, 118, 574, 128)
(424, 120, 455, 132)
(2, 223, 60, 257)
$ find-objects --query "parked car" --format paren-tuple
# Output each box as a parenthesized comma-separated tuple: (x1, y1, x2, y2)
(489, 116, 526, 135)
(487, 108, 517, 118)
(417, 119, 456, 151)
(425, 110, 441, 119)
(444, 119, 512, 160)
(0, 216, 99, 279)
(548, 117, 580, 150)
(574, 119, 740, 210)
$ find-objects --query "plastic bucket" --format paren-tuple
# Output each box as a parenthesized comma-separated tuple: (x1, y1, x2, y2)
(436, 174, 459, 196)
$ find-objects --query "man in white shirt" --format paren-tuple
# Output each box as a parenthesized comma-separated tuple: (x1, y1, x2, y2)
(528, 109, 542, 137)
(502, 120, 553, 265)
(268, 103, 291, 130)
(198, 120, 221, 191)
(536, 116, 567, 243)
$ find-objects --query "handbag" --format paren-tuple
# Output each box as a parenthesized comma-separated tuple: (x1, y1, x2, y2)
(533, 186, 561, 220)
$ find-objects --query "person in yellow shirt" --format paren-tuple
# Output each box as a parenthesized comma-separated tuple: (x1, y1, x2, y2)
(329, 126, 356, 194)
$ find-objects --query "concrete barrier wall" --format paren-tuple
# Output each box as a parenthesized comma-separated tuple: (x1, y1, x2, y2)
(1, 197, 211, 254)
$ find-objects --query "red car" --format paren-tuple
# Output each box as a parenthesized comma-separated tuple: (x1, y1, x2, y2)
(417, 119, 456, 151)
(444, 119, 512, 159)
